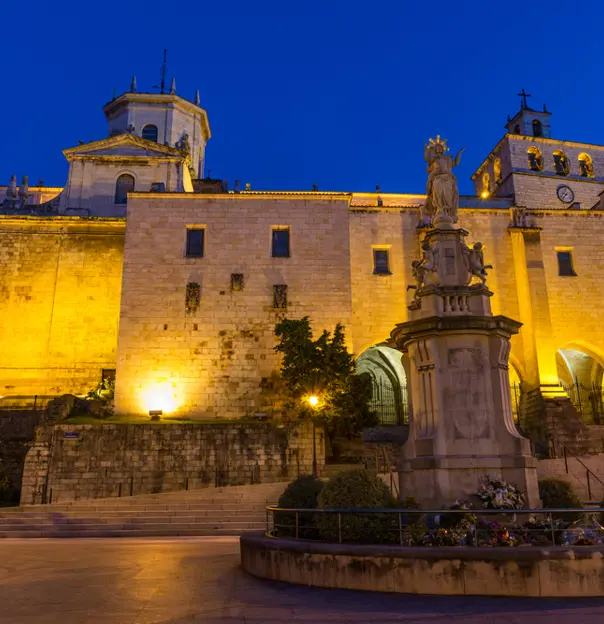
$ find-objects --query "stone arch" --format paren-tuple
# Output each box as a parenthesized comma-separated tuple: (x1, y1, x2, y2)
(356, 345, 408, 426)
(527, 146, 543, 172)
(553, 149, 570, 176)
(556, 341, 604, 424)
(578, 152, 594, 178)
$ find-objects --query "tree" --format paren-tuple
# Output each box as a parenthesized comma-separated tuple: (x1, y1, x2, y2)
(271, 317, 377, 448)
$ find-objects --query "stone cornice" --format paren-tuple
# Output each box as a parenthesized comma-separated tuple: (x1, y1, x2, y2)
(129, 191, 352, 201)
(63, 134, 184, 161)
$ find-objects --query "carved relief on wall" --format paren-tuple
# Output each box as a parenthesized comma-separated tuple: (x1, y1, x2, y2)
(231, 273, 244, 292)
(444, 348, 488, 440)
(185, 282, 201, 312)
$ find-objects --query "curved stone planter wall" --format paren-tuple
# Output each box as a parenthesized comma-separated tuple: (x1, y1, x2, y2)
(240, 532, 604, 597)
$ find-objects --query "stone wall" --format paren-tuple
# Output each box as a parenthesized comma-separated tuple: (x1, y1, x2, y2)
(0, 216, 125, 401)
(114, 193, 353, 418)
(0, 411, 43, 498)
(20, 421, 324, 505)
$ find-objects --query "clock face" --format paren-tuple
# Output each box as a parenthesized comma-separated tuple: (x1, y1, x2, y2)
(557, 185, 574, 204)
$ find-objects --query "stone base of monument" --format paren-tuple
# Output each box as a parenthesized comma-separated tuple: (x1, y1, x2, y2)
(240, 532, 604, 597)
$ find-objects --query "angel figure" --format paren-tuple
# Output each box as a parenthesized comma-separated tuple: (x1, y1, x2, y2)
(468, 242, 492, 284)
(421, 136, 465, 226)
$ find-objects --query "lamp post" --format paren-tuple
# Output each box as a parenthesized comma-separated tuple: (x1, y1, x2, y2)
(307, 395, 319, 477)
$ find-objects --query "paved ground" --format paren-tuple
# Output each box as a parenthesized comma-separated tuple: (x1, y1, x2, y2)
(0, 537, 603, 624)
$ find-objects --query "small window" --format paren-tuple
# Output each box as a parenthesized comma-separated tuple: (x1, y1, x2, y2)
(527, 147, 543, 172)
(273, 284, 288, 308)
(493, 157, 502, 183)
(272, 228, 290, 258)
(101, 368, 116, 383)
(185, 282, 201, 312)
(186, 228, 205, 257)
(557, 251, 576, 276)
(532, 119, 543, 137)
(514, 124, 521, 134)
(114, 173, 135, 205)
(142, 124, 158, 142)
(553, 150, 569, 176)
(373, 249, 391, 275)
(482, 171, 490, 197)
(578, 153, 593, 178)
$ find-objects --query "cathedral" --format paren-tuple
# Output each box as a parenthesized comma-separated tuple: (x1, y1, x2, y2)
(2, 81, 604, 449)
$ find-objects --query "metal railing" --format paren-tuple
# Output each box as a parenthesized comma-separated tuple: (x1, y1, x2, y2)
(266, 505, 604, 547)
(561, 444, 604, 501)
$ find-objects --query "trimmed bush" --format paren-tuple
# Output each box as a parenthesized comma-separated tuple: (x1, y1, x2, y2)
(538, 478, 583, 522)
(316, 469, 397, 543)
(274, 475, 324, 538)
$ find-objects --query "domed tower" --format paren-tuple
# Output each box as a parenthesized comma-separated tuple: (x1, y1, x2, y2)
(103, 77, 211, 179)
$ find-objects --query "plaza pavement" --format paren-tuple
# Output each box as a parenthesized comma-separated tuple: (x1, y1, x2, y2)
(0, 537, 602, 623)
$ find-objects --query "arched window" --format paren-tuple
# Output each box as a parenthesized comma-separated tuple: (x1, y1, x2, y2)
(482, 172, 490, 197)
(553, 150, 569, 176)
(115, 174, 135, 205)
(494, 157, 502, 183)
(142, 124, 158, 143)
(527, 147, 543, 172)
(532, 119, 543, 138)
(578, 152, 593, 178)
(514, 124, 521, 134)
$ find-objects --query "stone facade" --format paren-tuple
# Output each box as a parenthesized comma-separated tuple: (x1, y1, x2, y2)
(114, 193, 353, 418)
(20, 421, 324, 505)
(0, 216, 124, 400)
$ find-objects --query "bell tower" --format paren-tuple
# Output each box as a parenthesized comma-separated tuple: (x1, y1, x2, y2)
(505, 89, 552, 138)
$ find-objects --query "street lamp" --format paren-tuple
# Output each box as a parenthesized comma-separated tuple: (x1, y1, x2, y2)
(307, 395, 319, 477)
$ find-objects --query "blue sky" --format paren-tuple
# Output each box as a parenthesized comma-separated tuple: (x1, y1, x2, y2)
(2, 0, 602, 195)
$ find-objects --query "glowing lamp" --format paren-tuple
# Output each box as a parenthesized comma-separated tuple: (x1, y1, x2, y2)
(308, 395, 319, 407)
(481, 191, 489, 199)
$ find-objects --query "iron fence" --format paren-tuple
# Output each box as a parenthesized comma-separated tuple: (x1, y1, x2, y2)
(370, 378, 408, 426)
(266, 505, 604, 547)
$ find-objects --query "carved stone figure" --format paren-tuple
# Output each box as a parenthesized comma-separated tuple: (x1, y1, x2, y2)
(466, 242, 492, 284)
(510, 208, 536, 229)
(421, 136, 465, 227)
(6, 175, 17, 199)
(176, 132, 191, 155)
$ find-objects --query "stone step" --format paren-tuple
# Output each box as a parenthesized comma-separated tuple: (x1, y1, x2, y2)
(0, 527, 257, 539)
(18, 501, 277, 512)
(0, 514, 266, 525)
(0, 520, 265, 532)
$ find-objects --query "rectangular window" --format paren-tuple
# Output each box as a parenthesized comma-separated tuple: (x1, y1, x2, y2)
(272, 228, 290, 258)
(186, 228, 204, 257)
(373, 249, 391, 275)
(557, 251, 576, 276)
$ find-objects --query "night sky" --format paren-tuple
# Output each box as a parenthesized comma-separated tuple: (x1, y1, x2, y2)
(2, 0, 602, 195)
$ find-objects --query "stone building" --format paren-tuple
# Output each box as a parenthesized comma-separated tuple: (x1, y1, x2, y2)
(2, 86, 604, 449)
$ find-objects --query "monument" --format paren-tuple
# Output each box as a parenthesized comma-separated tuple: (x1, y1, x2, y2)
(390, 136, 540, 508)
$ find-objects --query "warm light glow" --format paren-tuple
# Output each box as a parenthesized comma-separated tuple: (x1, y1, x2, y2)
(481, 191, 489, 199)
(308, 395, 319, 407)
(141, 382, 179, 414)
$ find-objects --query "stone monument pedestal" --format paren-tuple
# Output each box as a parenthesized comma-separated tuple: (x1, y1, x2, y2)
(390, 218, 539, 508)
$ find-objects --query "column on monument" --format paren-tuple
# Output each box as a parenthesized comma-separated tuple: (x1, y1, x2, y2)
(510, 229, 562, 395)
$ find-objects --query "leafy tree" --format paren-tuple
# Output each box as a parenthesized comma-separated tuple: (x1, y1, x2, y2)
(271, 317, 377, 443)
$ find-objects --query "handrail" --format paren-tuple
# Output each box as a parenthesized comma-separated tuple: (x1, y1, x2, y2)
(560, 443, 604, 501)
(267, 505, 601, 514)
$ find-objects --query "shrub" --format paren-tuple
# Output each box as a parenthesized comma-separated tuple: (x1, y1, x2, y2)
(274, 475, 324, 538)
(538, 478, 583, 522)
(316, 469, 397, 543)
(0, 459, 12, 503)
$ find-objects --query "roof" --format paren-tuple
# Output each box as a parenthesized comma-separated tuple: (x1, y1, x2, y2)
(63, 133, 187, 161)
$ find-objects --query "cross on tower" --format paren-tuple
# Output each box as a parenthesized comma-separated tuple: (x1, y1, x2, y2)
(518, 88, 532, 109)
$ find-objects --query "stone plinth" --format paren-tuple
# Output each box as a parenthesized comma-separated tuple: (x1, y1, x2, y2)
(390, 219, 539, 508)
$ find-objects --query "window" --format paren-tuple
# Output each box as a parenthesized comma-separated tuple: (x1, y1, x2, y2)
(114, 173, 135, 205)
(514, 124, 521, 134)
(271, 228, 290, 258)
(373, 249, 391, 275)
(186, 228, 205, 257)
(557, 251, 576, 276)
(273, 284, 288, 308)
(527, 147, 543, 172)
(142, 124, 158, 142)
(578, 153, 593, 178)
(493, 157, 502, 183)
(553, 150, 569, 176)
(185, 282, 201, 312)
(231, 273, 244, 292)
(482, 171, 490, 197)
(532, 119, 543, 137)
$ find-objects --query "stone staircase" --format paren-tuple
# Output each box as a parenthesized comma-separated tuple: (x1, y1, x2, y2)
(0, 482, 289, 538)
